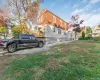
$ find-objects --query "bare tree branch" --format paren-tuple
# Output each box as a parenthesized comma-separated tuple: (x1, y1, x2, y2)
(3, 0, 43, 29)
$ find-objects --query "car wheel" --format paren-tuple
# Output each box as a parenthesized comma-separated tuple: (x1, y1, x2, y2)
(39, 42, 43, 48)
(7, 43, 17, 53)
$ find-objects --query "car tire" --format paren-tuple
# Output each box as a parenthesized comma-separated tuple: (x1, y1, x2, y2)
(38, 42, 43, 48)
(7, 43, 17, 53)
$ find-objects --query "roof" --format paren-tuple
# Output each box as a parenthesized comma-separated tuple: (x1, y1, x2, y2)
(40, 9, 68, 24)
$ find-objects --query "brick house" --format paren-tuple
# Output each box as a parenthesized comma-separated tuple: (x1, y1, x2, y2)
(92, 26, 100, 37)
(38, 9, 68, 30)
(34, 9, 69, 43)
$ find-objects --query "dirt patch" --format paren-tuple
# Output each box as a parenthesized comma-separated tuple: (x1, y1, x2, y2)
(46, 58, 60, 71)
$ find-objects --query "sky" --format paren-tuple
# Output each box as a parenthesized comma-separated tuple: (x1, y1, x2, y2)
(40, 0, 100, 27)
(0, 0, 5, 8)
(0, 0, 100, 27)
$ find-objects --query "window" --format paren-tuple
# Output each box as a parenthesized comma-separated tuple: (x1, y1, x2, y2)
(60, 20, 62, 26)
(53, 16, 56, 23)
(58, 28, 61, 34)
(30, 36, 36, 40)
(64, 32, 67, 35)
(53, 27, 55, 32)
(21, 35, 30, 39)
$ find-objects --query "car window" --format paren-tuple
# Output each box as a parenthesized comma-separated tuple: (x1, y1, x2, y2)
(30, 36, 36, 40)
(21, 35, 30, 39)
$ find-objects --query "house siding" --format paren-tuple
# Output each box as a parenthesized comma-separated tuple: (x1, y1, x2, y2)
(35, 9, 70, 43)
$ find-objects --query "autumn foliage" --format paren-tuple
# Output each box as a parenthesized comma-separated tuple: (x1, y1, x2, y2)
(0, 26, 8, 39)
(0, 9, 9, 27)
(12, 23, 28, 38)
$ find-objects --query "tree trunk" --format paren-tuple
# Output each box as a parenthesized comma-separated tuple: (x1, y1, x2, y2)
(15, 0, 22, 24)
(75, 31, 77, 40)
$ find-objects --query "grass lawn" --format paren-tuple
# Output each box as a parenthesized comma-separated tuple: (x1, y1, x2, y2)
(1, 41, 100, 80)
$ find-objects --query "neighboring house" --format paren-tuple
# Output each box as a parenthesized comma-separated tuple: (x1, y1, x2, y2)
(92, 26, 100, 37)
(33, 9, 69, 43)
(78, 26, 86, 38)
(68, 26, 86, 40)
(35, 9, 69, 42)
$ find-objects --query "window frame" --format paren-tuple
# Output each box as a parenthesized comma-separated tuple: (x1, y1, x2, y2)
(58, 28, 61, 34)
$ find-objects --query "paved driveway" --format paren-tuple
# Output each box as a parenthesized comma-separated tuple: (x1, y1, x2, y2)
(0, 41, 72, 56)
(0, 49, 3, 53)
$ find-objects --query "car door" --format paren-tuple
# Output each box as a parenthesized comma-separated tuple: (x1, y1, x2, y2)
(29, 36, 39, 46)
(19, 35, 30, 47)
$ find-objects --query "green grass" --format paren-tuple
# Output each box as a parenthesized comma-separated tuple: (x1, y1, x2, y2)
(1, 41, 100, 80)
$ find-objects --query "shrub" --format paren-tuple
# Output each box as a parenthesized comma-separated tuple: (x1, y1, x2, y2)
(88, 34, 92, 39)
(78, 37, 83, 40)
(78, 37, 91, 40)
(0, 26, 8, 39)
(92, 37, 100, 41)
(78, 37, 89, 40)
(84, 37, 90, 40)
(82, 31, 85, 39)
(12, 23, 28, 38)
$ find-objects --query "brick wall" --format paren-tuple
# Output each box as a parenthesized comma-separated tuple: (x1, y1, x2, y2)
(38, 9, 68, 31)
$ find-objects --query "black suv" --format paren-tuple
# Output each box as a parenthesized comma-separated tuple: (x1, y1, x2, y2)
(4, 34, 44, 53)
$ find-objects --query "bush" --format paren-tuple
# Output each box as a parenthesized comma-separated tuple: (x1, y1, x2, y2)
(0, 26, 8, 39)
(12, 23, 28, 38)
(79, 33, 92, 40)
(84, 37, 90, 40)
(82, 31, 85, 39)
(92, 37, 100, 41)
(78, 37, 83, 40)
(88, 34, 92, 39)
(78, 37, 91, 40)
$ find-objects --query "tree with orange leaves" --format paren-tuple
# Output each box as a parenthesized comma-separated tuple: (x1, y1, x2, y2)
(0, 9, 9, 27)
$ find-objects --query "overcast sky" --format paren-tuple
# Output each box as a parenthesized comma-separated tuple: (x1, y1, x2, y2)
(40, 0, 100, 27)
